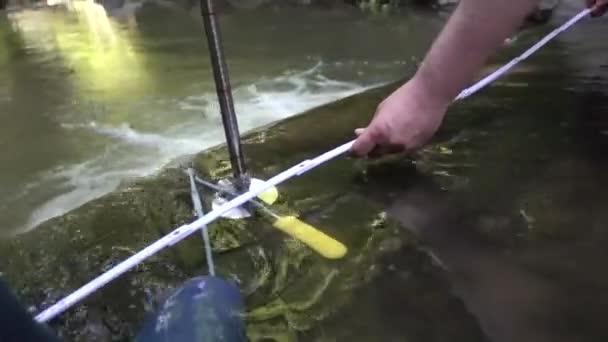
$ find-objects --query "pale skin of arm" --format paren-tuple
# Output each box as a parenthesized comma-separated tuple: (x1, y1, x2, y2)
(351, 0, 608, 157)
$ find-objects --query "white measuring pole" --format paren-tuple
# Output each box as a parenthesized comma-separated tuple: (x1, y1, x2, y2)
(456, 8, 592, 100)
(34, 8, 592, 324)
(35, 142, 353, 323)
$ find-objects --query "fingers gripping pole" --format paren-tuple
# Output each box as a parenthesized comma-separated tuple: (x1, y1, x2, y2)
(34, 8, 591, 324)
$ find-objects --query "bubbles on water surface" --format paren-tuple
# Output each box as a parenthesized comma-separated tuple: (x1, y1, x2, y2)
(15, 63, 383, 233)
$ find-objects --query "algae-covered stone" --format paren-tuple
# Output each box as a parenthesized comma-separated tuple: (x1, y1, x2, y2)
(0, 81, 485, 341)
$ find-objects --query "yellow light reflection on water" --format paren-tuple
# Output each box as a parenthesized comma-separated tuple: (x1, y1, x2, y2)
(7, 0, 150, 109)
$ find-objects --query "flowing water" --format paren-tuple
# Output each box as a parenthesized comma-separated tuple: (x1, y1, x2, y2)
(0, 1, 442, 235)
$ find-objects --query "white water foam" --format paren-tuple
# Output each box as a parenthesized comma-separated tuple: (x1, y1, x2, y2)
(20, 63, 382, 233)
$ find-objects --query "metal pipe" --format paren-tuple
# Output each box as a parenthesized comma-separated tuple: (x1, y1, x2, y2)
(187, 168, 215, 276)
(200, 0, 249, 191)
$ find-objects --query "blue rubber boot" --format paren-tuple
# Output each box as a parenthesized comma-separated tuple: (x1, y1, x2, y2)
(136, 276, 247, 342)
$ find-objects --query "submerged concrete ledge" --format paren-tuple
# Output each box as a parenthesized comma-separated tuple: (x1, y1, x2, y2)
(0, 81, 488, 341)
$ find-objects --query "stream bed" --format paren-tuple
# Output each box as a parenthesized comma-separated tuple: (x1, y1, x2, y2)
(1, 1, 607, 341)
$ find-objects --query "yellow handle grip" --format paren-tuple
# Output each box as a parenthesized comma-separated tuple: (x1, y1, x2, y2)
(272, 216, 347, 259)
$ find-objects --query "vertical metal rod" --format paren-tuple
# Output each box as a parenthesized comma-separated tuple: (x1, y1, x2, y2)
(200, 0, 249, 190)
(188, 168, 215, 276)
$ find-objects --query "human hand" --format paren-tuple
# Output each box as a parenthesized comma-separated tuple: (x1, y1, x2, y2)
(587, 0, 608, 17)
(351, 78, 451, 157)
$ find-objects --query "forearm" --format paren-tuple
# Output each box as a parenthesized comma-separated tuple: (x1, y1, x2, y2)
(412, 0, 541, 103)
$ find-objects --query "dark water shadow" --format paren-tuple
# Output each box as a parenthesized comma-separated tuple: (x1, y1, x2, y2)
(368, 166, 608, 342)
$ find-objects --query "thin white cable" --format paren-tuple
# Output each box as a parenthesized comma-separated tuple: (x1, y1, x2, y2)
(34, 8, 592, 324)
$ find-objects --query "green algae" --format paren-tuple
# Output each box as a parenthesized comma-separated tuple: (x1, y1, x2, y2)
(0, 67, 585, 341)
(0, 80, 483, 341)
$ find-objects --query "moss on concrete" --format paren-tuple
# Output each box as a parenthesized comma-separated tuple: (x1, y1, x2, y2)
(0, 81, 488, 341)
